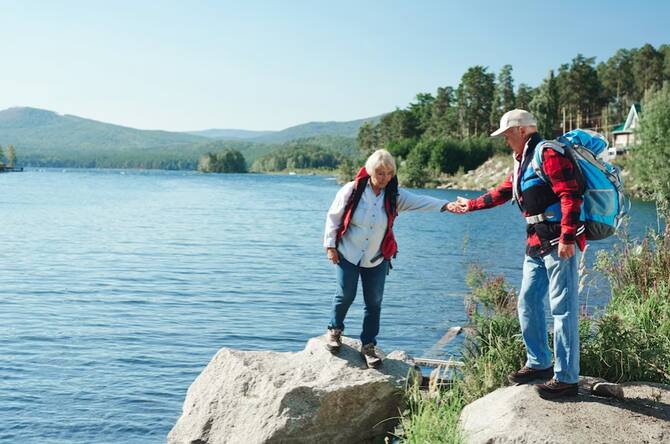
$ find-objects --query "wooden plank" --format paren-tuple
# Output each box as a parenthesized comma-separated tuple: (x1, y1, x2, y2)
(414, 357, 464, 368)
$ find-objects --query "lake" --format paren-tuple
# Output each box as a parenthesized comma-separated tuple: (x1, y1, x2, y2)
(0, 168, 659, 443)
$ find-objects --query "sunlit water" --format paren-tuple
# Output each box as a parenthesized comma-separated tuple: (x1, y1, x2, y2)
(0, 168, 659, 443)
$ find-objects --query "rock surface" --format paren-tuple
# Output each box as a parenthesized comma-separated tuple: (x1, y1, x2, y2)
(460, 377, 670, 443)
(168, 336, 417, 444)
(437, 154, 513, 191)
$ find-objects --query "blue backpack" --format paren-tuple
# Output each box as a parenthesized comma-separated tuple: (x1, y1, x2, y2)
(531, 129, 629, 240)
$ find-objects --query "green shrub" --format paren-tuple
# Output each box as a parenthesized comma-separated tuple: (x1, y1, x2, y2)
(401, 221, 670, 442)
(580, 224, 670, 382)
(399, 383, 465, 444)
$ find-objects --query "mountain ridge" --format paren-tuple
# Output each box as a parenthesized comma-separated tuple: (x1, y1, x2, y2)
(0, 107, 379, 155)
(0, 106, 367, 169)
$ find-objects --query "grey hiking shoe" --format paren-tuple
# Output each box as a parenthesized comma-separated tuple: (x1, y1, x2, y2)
(360, 343, 382, 369)
(325, 328, 342, 352)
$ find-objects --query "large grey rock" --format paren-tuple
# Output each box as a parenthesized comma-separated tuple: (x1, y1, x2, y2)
(168, 336, 418, 444)
(460, 378, 670, 443)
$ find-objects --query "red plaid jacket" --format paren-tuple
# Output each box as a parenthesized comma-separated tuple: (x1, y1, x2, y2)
(467, 135, 586, 256)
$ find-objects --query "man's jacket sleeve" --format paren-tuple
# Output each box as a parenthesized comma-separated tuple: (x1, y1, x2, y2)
(467, 174, 514, 211)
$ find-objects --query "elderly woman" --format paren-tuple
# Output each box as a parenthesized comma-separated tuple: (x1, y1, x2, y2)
(323, 149, 451, 368)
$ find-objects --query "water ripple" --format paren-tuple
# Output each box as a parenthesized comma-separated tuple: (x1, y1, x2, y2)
(0, 169, 658, 444)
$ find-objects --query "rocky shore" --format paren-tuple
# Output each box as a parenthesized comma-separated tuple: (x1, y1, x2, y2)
(168, 336, 669, 444)
(435, 154, 513, 191)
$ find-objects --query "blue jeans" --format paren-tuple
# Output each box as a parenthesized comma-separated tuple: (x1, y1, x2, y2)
(518, 250, 580, 384)
(328, 255, 388, 346)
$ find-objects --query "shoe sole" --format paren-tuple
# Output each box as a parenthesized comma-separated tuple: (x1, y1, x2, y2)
(360, 353, 382, 369)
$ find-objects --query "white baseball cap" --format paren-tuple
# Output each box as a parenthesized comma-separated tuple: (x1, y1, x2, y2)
(490, 109, 537, 136)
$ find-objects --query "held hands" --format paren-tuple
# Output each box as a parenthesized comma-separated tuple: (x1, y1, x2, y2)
(446, 196, 470, 214)
(326, 247, 340, 264)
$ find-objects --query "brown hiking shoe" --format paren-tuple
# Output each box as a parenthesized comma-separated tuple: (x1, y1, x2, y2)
(508, 365, 554, 384)
(536, 378, 578, 399)
(360, 343, 382, 369)
(325, 328, 342, 352)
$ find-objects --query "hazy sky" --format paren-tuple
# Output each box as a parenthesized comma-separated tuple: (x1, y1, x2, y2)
(1, 0, 668, 131)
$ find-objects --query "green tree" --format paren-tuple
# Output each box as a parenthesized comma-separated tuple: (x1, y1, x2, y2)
(597, 48, 636, 123)
(357, 121, 380, 155)
(386, 138, 418, 160)
(399, 146, 430, 187)
(408, 93, 435, 134)
(198, 148, 247, 173)
(530, 70, 560, 138)
(0, 145, 5, 167)
(632, 44, 664, 98)
(377, 109, 421, 146)
(515, 84, 535, 110)
(425, 86, 458, 138)
(631, 82, 670, 206)
(557, 54, 603, 129)
(457, 66, 495, 137)
(336, 158, 356, 184)
(661, 44, 670, 81)
(491, 65, 516, 127)
(6, 144, 17, 168)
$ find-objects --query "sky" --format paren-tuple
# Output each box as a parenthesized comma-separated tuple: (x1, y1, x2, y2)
(1, 0, 669, 132)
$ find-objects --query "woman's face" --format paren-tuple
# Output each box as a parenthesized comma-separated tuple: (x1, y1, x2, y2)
(370, 166, 394, 190)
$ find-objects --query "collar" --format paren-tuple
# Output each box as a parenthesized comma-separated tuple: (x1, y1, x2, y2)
(516, 132, 543, 162)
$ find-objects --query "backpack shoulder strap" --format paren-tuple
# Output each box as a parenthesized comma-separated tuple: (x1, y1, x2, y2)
(531, 140, 566, 185)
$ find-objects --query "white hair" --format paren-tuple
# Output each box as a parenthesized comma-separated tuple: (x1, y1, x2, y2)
(365, 149, 396, 176)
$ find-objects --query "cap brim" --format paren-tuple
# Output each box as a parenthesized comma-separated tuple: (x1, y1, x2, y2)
(490, 127, 507, 137)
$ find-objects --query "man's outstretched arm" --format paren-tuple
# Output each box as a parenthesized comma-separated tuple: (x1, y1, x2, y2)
(448, 175, 514, 214)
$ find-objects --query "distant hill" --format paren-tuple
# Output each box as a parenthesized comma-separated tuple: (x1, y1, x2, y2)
(187, 128, 274, 139)
(0, 107, 206, 152)
(0, 106, 364, 169)
(250, 115, 383, 143)
(185, 115, 383, 143)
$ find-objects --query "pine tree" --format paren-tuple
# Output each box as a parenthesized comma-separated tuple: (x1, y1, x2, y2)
(490, 65, 516, 127)
(632, 44, 664, 98)
(515, 84, 535, 110)
(456, 66, 495, 137)
(530, 70, 560, 138)
(425, 86, 457, 138)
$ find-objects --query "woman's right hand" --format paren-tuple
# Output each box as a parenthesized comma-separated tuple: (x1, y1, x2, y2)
(326, 248, 340, 264)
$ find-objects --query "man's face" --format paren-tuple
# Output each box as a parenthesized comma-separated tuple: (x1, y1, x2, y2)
(502, 127, 527, 154)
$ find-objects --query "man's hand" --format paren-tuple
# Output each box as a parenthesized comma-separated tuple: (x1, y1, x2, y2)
(558, 242, 575, 259)
(446, 196, 470, 214)
(326, 247, 340, 264)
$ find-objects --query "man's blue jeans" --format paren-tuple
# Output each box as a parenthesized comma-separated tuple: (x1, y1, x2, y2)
(518, 250, 580, 384)
(329, 255, 388, 346)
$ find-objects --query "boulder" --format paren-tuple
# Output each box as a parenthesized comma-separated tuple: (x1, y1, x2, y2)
(459, 377, 670, 443)
(168, 336, 418, 444)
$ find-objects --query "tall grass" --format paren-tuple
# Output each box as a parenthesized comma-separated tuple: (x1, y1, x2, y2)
(580, 223, 670, 382)
(399, 383, 465, 444)
(397, 266, 524, 443)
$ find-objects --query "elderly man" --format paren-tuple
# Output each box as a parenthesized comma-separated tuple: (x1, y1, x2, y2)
(449, 109, 584, 399)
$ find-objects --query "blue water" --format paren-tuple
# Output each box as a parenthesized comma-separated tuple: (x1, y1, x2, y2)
(0, 169, 659, 443)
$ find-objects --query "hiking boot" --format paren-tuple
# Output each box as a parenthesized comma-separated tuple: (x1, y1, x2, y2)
(508, 365, 554, 385)
(360, 343, 382, 369)
(536, 378, 579, 399)
(325, 328, 342, 352)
